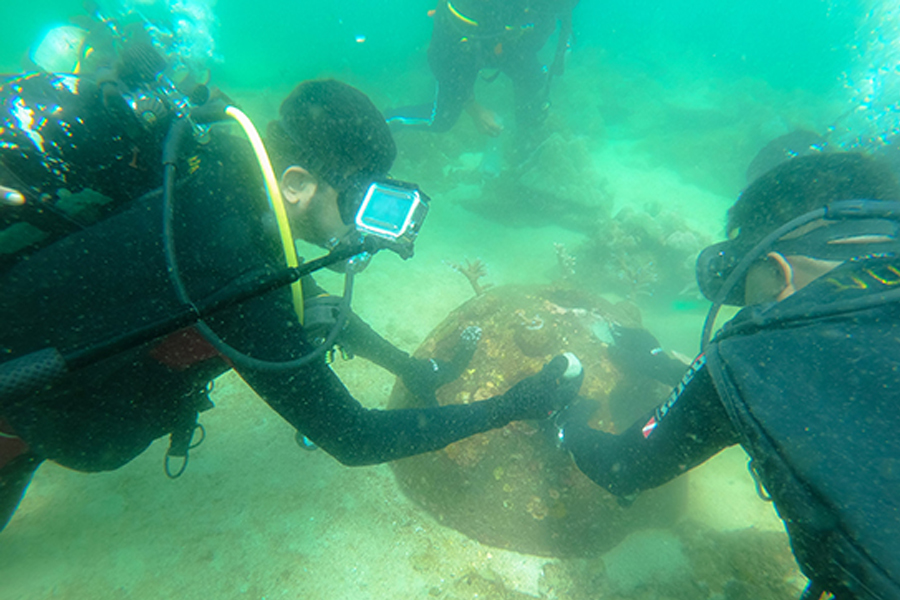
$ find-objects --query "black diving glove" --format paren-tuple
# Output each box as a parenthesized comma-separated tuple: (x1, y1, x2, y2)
(400, 326, 482, 406)
(609, 325, 686, 386)
(499, 353, 584, 421)
(302, 294, 345, 343)
(553, 396, 603, 448)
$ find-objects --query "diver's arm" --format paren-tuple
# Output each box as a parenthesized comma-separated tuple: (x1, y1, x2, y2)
(335, 310, 413, 375)
(296, 272, 412, 375)
(561, 360, 740, 497)
(205, 227, 571, 466)
(240, 353, 577, 466)
(608, 325, 690, 387)
(300, 297, 478, 404)
(242, 359, 504, 466)
(228, 291, 575, 466)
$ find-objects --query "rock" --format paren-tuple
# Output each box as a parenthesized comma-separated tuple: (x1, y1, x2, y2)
(459, 132, 612, 232)
(389, 285, 688, 557)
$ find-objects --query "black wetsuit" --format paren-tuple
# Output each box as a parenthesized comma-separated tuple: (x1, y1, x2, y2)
(564, 257, 900, 600)
(387, 0, 576, 133)
(0, 73, 530, 527)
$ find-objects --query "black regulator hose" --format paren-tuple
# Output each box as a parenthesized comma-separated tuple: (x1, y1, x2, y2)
(0, 247, 362, 408)
(159, 114, 359, 372)
(0, 109, 368, 405)
(700, 199, 900, 349)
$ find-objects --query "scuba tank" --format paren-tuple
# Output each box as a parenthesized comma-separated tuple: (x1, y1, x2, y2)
(0, 12, 215, 272)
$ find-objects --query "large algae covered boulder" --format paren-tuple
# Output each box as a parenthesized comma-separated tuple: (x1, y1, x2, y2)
(389, 285, 687, 557)
(459, 132, 612, 233)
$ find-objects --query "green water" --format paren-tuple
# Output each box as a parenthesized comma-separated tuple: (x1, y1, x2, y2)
(0, 1, 894, 598)
(0, 1, 865, 89)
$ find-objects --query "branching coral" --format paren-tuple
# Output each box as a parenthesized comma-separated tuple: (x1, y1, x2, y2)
(554, 242, 576, 281)
(448, 258, 494, 296)
(572, 205, 711, 306)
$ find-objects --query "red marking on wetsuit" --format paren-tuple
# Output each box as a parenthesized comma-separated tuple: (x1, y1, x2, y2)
(0, 419, 28, 470)
(149, 327, 222, 371)
(642, 416, 658, 438)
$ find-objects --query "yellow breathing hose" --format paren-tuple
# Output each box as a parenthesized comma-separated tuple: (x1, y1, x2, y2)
(447, 1, 479, 26)
(223, 105, 304, 324)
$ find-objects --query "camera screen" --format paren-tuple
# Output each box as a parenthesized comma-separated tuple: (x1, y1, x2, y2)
(358, 185, 417, 236)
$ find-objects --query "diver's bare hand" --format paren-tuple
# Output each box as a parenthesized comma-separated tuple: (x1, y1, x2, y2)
(465, 100, 504, 137)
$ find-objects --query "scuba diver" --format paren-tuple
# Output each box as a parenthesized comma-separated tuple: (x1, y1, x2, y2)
(0, 13, 583, 533)
(386, 0, 579, 138)
(557, 152, 900, 600)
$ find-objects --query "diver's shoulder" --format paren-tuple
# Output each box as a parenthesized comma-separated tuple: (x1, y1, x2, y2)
(186, 128, 266, 198)
(201, 128, 256, 162)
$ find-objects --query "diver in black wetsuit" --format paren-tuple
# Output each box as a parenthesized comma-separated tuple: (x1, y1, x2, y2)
(386, 0, 578, 138)
(558, 152, 900, 600)
(0, 62, 582, 531)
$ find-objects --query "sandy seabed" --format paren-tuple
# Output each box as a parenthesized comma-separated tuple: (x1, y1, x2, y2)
(0, 148, 801, 599)
(1, 397, 792, 600)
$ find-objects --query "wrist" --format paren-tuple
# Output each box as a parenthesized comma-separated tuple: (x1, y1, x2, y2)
(555, 417, 583, 450)
(402, 357, 438, 380)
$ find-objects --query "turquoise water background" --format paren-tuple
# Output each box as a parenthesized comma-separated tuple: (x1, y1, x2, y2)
(2, 1, 894, 157)
(2, 1, 899, 598)
(0, 1, 868, 92)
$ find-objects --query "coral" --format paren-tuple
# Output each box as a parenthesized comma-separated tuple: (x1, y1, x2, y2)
(571, 204, 712, 306)
(448, 258, 493, 296)
(389, 285, 686, 558)
(437, 570, 540, 600)
(554, 242, 577, 281)
(457, 129, 614, 233)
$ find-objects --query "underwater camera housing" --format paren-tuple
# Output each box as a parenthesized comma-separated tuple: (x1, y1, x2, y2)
(354, 180, 429, 260)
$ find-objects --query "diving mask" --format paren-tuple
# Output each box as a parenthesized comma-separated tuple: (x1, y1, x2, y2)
(696, 200, 900, 306)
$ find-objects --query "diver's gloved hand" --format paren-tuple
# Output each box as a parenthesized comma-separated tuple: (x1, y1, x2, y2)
(553, 396, 602, 448)
(499, 353, 584, 421)
(303, 294, 344, 343)
(609, 325, 685, 386)
(401, 326, 482, 406)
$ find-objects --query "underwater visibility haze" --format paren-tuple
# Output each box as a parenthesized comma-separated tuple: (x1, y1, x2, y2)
(0, 0, 898, 598)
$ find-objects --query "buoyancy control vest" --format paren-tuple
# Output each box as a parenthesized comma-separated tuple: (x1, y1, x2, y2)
(705, 256, 900, 599)
(0, 69, 204, 273)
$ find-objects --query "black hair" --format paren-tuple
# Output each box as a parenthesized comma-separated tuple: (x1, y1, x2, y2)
(744, 129, 828, 184)
(266, 79, 396, 222)
(728, 152, 900, 246)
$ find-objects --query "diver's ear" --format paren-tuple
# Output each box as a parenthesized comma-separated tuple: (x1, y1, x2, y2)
(280, 166, 318, 206)
(766, 252, 796, 301)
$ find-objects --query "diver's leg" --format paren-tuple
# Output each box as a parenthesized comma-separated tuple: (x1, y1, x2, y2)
(386, 27, 480, 133)
(385, 82, 470, 133)
(505, 49, 551, 135)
